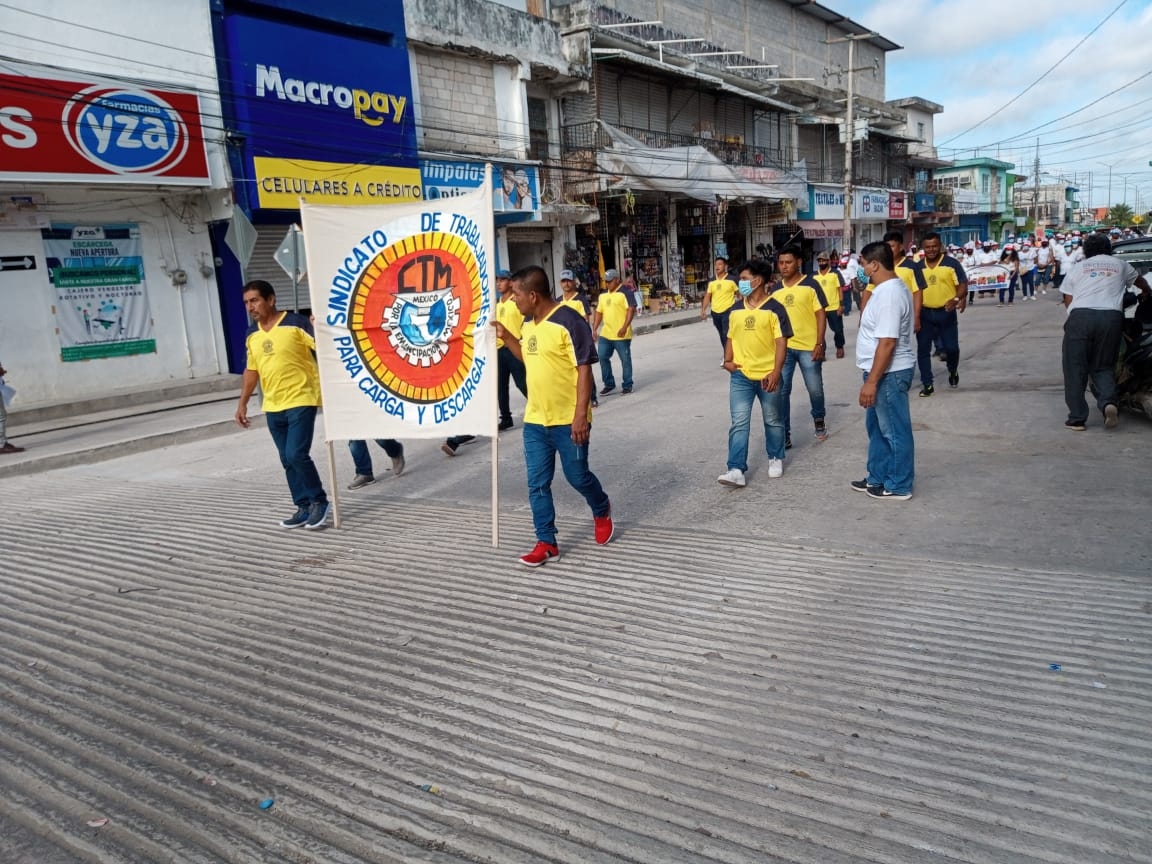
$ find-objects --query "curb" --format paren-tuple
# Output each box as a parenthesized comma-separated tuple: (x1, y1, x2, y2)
(0, 416, 265, 479)
(633, 315, 702, 337)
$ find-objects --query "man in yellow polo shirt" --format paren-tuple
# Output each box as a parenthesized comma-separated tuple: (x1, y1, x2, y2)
(592, 268, 637, 395)
(495, 269, 528, 430)
(700, 256, 739, 355)
(718, 259, 793, 487)
(917, 232, 968, 396)
(234, 280, 329, 530)
(771, 246, 829, 447)
(861, 231, 925, 332)
(813, 251, 846, 359)
(495, 266, 613, 567)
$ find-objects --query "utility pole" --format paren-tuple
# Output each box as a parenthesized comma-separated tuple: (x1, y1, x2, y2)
(1031, 140, 1040, 235)
(825, 32, 878, 255)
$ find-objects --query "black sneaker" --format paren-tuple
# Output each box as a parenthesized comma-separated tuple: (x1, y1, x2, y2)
(867, 487, 912, 501)
(850, 479, 883, 494)
(599, 385, 615, 396)
(621, 386, 633, 394)
(304, 501, 330, 530)
(948, 372, 959, 388)
(919, 384, 934, 398)
(279, 507, 309, 529)
(1064, 419, 1086, 431)
(498, 418, 514, 432)
(784, 435, 793, 450)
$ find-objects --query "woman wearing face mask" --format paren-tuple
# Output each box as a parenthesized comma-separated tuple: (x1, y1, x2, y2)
(718, 260, 794, 487)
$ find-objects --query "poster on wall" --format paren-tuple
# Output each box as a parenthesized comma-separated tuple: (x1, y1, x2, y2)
(42, 224, 156, 362)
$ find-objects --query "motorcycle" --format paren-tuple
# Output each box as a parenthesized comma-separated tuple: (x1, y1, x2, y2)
(1114, 293, 1152, 418)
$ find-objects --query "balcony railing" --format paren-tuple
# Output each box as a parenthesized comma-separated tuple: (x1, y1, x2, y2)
(561, 121, 796, 172)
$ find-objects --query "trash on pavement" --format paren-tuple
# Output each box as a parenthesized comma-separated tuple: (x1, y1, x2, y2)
(259, 798, 275, 810)
(420, 784, 441, 795)
(86, 818, 109, 828)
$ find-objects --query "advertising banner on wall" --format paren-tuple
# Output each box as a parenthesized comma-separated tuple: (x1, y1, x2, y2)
(421, 160, 540, 216)
(854, 189, 890, 220)
(888, 192, 906, 220)
(798, 185, 849, 221)
(218, 13, 421, 210)
(300, 182, 497, 440)
(42, 224, 156, 361)
(0, 64, 210, 185)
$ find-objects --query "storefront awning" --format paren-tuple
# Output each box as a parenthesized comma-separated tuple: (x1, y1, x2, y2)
(596, 123, 798, 202)
(795, 220, 844, 239)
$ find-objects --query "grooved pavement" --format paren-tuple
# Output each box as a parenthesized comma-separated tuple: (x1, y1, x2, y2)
(2, 475, 1150, 863)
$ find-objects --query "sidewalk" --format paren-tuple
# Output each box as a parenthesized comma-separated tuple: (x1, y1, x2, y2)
(1, 311, 704, 479)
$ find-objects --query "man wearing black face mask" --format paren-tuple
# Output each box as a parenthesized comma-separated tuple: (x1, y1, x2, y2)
(718, 260, 793, 487)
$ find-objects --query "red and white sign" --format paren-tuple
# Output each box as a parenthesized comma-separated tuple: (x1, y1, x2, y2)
(0, 69, 210, 185)
(888, 192, 906, 220)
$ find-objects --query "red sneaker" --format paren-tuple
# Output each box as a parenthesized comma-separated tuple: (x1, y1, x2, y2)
(594, 506, 614, 546)
(519, 541, 560, 567)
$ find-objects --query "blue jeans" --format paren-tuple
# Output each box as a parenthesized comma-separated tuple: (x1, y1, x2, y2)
(523, 422, 610, 545)
(497, 345, 527, 421)
(598, 338, 633, 389)
(711, 308, 732, 349)
(780, 348, 826, 437)
(266, 406, 327, 508)
(1020, 269, 1035, 298)
(727, 371, 785, 471)
(841, 289, 853, 315)
(999, 275, 1017, 304)
(863, 368, 915, 495)
(917, 306, 959, 386)
(348, 438, 402, 477)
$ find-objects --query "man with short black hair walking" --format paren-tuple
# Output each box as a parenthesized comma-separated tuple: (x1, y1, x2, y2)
(235, 280, 330, 529)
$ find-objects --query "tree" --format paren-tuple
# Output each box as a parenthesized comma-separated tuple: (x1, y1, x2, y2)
(1106, 203, 1134, 227)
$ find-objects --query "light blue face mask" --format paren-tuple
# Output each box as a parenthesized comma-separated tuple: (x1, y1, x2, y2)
(859, 270, 870, 286)
(737, 279, 754, 296)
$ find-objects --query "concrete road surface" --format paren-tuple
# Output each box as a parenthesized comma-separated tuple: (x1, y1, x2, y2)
(2, 292, 1150, 863)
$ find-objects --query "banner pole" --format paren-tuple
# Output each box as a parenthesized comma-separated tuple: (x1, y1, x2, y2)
(326, 439, 342, 529)
(485, 162, 500, 548)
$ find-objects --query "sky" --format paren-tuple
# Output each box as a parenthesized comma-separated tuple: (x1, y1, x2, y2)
(840, 0, 1152, 211)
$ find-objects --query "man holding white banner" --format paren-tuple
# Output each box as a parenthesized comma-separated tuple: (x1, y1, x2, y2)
(300, 177, 499, 535)
(496, 266, 614, 567)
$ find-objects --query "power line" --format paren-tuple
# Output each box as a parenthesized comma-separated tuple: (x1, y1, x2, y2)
(938, 0, 1128, 147)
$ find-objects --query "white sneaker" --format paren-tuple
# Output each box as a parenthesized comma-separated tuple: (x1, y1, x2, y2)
(768, 459, 783, 478)
(717, 468, 746, 487)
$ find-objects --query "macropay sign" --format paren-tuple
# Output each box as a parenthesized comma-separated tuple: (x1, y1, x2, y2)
(219, 12, 419, 210)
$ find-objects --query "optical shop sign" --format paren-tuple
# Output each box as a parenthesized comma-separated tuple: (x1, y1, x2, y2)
(42, 224, 157, 362)
(301, 182, 498, 440)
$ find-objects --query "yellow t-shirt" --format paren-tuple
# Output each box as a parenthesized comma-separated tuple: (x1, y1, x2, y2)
(920, 255, 968, 308)
(866, 257, 925, 296)
(771, 277, 827, 352)
(727, 296, 793, 381)
(813, 270, 845, 313)
(707, 277, 739, 314)
(596, 288, 637, 340)
(521, 304, 597, 426)
(245, 311, 321, 412)
(561, 293, 592, 318)
(496, 296, 526, 349)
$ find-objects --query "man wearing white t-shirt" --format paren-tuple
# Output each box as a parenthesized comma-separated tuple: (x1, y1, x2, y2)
(851, 241, 916, 500)
(1061, 234, 1150, 430)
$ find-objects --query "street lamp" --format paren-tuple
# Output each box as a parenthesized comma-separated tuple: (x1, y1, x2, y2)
(1098, 160, 1119, 212)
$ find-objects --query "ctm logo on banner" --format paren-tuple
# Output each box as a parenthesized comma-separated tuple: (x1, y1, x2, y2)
(300, 176, 503, 540)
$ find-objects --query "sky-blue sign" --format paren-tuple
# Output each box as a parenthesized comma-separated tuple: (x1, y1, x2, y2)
(218, 13, 418, 171)
(420, 160, 540, 215)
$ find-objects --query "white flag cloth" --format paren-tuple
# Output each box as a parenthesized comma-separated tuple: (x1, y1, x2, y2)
(301, 182, 499, 441)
